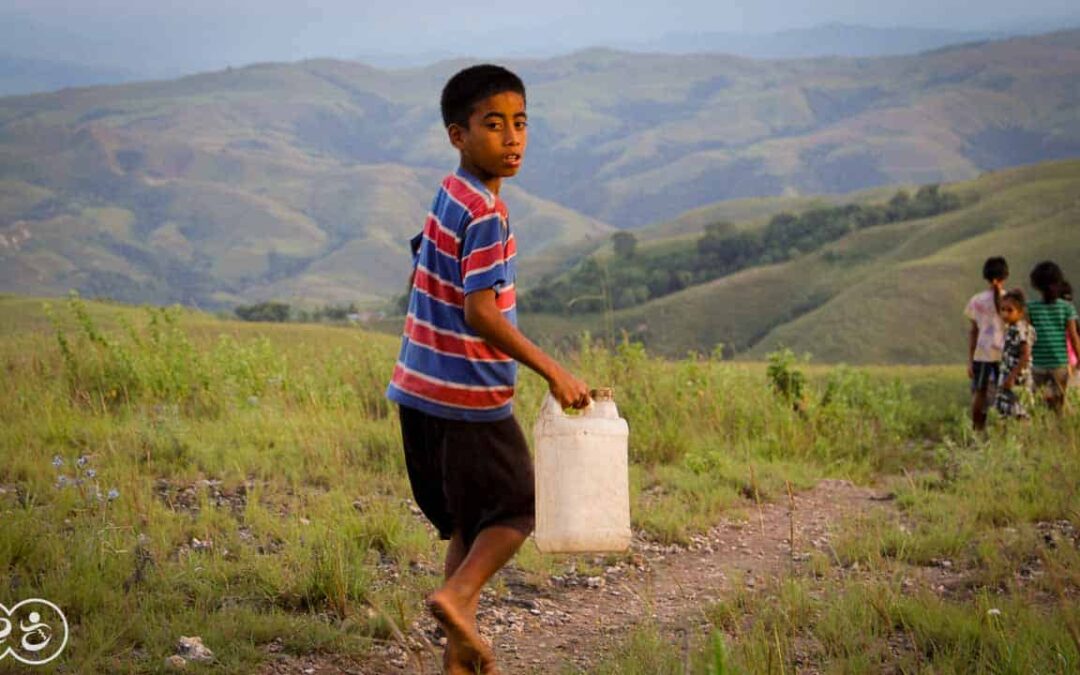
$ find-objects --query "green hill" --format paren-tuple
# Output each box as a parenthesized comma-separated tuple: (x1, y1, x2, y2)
(521, 160, 1080, 364)
(2, 30, 1080, 307)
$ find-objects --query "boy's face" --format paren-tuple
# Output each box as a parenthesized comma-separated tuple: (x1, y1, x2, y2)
(448, 91, 527, 192)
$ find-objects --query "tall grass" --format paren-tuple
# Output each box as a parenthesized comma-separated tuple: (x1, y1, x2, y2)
(0, 294, 1027, 672)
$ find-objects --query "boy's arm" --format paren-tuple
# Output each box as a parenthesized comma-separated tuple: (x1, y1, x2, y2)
(967, 320, 978, 378)
(464, 289, 590, 408)
(1068, 319, 1080, 367)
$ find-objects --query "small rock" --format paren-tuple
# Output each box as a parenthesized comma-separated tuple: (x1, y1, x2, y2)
(165, 655, 187, 669)
(176, 636, 214, 663)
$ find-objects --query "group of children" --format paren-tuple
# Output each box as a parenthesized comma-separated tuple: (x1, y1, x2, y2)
(966, 257, 1080, 429)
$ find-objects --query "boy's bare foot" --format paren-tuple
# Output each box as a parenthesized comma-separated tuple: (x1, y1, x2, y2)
(427, 589, 495, 672)
(443, 642, 474, 675)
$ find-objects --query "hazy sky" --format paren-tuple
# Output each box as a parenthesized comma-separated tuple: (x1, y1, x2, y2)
(2, 0, 1078, 73)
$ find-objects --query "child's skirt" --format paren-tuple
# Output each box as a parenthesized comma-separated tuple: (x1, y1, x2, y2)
(995, 386, 1032, 420)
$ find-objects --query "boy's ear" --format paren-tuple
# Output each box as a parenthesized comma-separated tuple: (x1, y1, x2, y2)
(447, 123, 466, 150)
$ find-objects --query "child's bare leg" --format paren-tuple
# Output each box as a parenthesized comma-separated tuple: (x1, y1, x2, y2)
(972, 389, 988, 431)
(429, 525, 526, 672)
(442, 531, 477, 674)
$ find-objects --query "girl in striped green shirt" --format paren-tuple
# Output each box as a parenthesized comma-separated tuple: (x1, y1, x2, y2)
(1027, 261, 1080, 413)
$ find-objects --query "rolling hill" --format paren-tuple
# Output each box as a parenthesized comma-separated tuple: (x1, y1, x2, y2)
(521, 160, 1080, 364)
(1, 30, 1079, 308)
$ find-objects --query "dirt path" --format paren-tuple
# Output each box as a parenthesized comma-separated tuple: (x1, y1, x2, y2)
(262, 479, 895, 674)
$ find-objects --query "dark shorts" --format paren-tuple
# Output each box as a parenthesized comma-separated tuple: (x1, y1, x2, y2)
(398, 406, 535, 548)
(971, 361, 999, 394)
(1033, 367, 1070, 406)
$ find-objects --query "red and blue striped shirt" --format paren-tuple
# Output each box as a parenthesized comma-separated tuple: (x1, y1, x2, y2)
(386, 168, 519, 421)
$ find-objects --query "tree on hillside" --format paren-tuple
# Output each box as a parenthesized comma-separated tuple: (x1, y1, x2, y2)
(235, 301, 290, 322)
(612, 231, 638, 259)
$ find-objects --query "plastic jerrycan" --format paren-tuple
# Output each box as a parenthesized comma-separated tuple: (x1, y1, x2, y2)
(533, 388, 631, 553)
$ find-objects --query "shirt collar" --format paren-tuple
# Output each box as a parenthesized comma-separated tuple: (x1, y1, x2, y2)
(455, 166, 497, 205)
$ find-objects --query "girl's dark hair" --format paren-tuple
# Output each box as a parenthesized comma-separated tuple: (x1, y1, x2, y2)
(1030, 260, 1066, 303)
(440, 64, 526, 129)
(982, 256, 1008, 282)
(1002, 288, 1027, 318)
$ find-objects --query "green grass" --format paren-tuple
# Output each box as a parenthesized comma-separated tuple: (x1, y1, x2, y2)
(0, 293, 1075, 672)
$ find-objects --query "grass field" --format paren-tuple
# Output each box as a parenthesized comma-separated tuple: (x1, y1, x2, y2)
(0, 294, 1077, 672)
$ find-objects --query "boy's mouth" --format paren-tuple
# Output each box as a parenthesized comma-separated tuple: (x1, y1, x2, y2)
(503, 153, 522, 167)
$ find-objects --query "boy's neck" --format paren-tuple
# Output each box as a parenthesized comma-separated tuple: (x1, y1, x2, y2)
(459, 163, 502, 196)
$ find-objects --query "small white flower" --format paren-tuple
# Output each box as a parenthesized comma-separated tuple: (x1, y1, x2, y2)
(52, 455, 64, 468)
(77, 456, 89, 468)
(107, 488, 120, 501)
(987, 608, 1002, 617)
(84, 468, 97, 479)
(55, 475, 69, 488)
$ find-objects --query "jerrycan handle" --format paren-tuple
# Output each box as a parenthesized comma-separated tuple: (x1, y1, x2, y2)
(540, 389, 612, 419)
(540, 393, 584, 419)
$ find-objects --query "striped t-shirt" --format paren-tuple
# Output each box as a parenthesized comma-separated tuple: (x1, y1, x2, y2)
(386, 168, 518, 421)
(1027, 298, 1078, 369)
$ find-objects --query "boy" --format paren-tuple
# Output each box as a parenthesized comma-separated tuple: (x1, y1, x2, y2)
(385, 64, 590, 673)
(964, 256, 1008, 431)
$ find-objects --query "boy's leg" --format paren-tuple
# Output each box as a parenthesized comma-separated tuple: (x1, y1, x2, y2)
(972, 389, 988, 430)
(442, 531, 478, 675)
(429, 525, 527, 671)
(971, 362, 993, 431)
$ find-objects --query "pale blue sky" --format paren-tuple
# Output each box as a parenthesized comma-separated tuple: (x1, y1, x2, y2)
(2, 0, 1078, 74)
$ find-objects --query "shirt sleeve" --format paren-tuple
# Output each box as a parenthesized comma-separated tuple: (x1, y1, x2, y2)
(409, 232, 423, 264)
(460, 211, 507, 295)
(963, 295, 977, 321)
(1064, 301, 1078, 321)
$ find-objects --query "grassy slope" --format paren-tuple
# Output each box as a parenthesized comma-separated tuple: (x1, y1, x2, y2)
(4, 294, 1078, 673)
(540, 160, 1080, 363)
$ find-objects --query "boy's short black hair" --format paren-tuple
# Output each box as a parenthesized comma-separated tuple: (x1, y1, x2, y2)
(982, 256, 1009, 282)
(1030, 260, 1065, 302)
(441, 64, 526, 129)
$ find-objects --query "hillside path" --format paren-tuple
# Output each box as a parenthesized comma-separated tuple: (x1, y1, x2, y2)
(261, 479, 894, 674)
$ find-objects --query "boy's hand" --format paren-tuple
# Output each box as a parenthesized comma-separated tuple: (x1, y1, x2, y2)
(548, 367, 590, 409)
(966, 361, 974, 379)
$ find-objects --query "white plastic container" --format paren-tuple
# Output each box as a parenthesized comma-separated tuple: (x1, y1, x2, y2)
(533, 388, 631, 553)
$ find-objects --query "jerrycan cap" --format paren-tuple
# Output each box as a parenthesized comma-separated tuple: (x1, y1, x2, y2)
(590, 387, 614, 401)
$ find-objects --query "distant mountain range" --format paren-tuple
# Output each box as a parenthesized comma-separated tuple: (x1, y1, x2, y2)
(1, 29, 1079, 309)
(4, 21, 1079, 96)
(0, 54, 140, 97)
